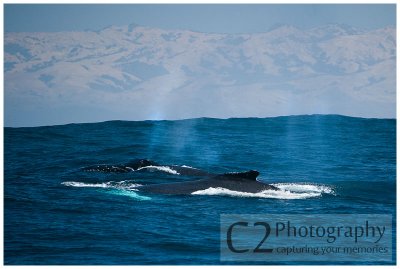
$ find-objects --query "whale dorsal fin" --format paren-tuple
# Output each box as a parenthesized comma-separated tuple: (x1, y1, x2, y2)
(221, 170, 260, 180)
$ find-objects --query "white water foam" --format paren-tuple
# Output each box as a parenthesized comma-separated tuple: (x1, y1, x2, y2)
(192, 183, 334, 200)
(124, 167, 136, 172)
(61, 181, 142, 189)
(106, 189, 151, 200)
(62, 181, 112, 188)
(180, 165, 196, 169)
(271, 183, 334, 195)
(137, 165, 180, 175)
(61, 180, 150, 200)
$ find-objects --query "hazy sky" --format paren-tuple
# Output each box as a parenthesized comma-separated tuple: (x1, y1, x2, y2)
(5, 4, 396, 33)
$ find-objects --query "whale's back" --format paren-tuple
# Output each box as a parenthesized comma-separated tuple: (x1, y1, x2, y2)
(138, 170, 278, 195)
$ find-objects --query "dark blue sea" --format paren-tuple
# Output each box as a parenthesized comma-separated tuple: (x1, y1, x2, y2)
(4, 115, 396, 265)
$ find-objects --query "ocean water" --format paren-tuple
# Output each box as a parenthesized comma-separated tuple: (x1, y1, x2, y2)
(4, 115, 396, 265)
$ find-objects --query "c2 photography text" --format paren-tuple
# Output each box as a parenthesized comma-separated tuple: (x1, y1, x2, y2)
(221, 214, 392, 262)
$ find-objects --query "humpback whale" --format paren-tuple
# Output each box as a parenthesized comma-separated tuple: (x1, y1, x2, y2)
(82, 159, 157, 173)
(137, 170, 279, 195)
(82, 159, 212, 176)
(81, 159, 278, 195)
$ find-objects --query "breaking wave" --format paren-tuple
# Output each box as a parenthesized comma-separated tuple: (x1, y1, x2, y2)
(191, 183, 334, 199)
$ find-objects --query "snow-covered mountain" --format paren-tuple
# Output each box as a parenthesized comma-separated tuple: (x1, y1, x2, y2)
(5, 23, 396, 126)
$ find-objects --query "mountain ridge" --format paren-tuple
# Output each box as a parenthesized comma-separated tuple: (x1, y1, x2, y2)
(5, 23, 396, 127)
